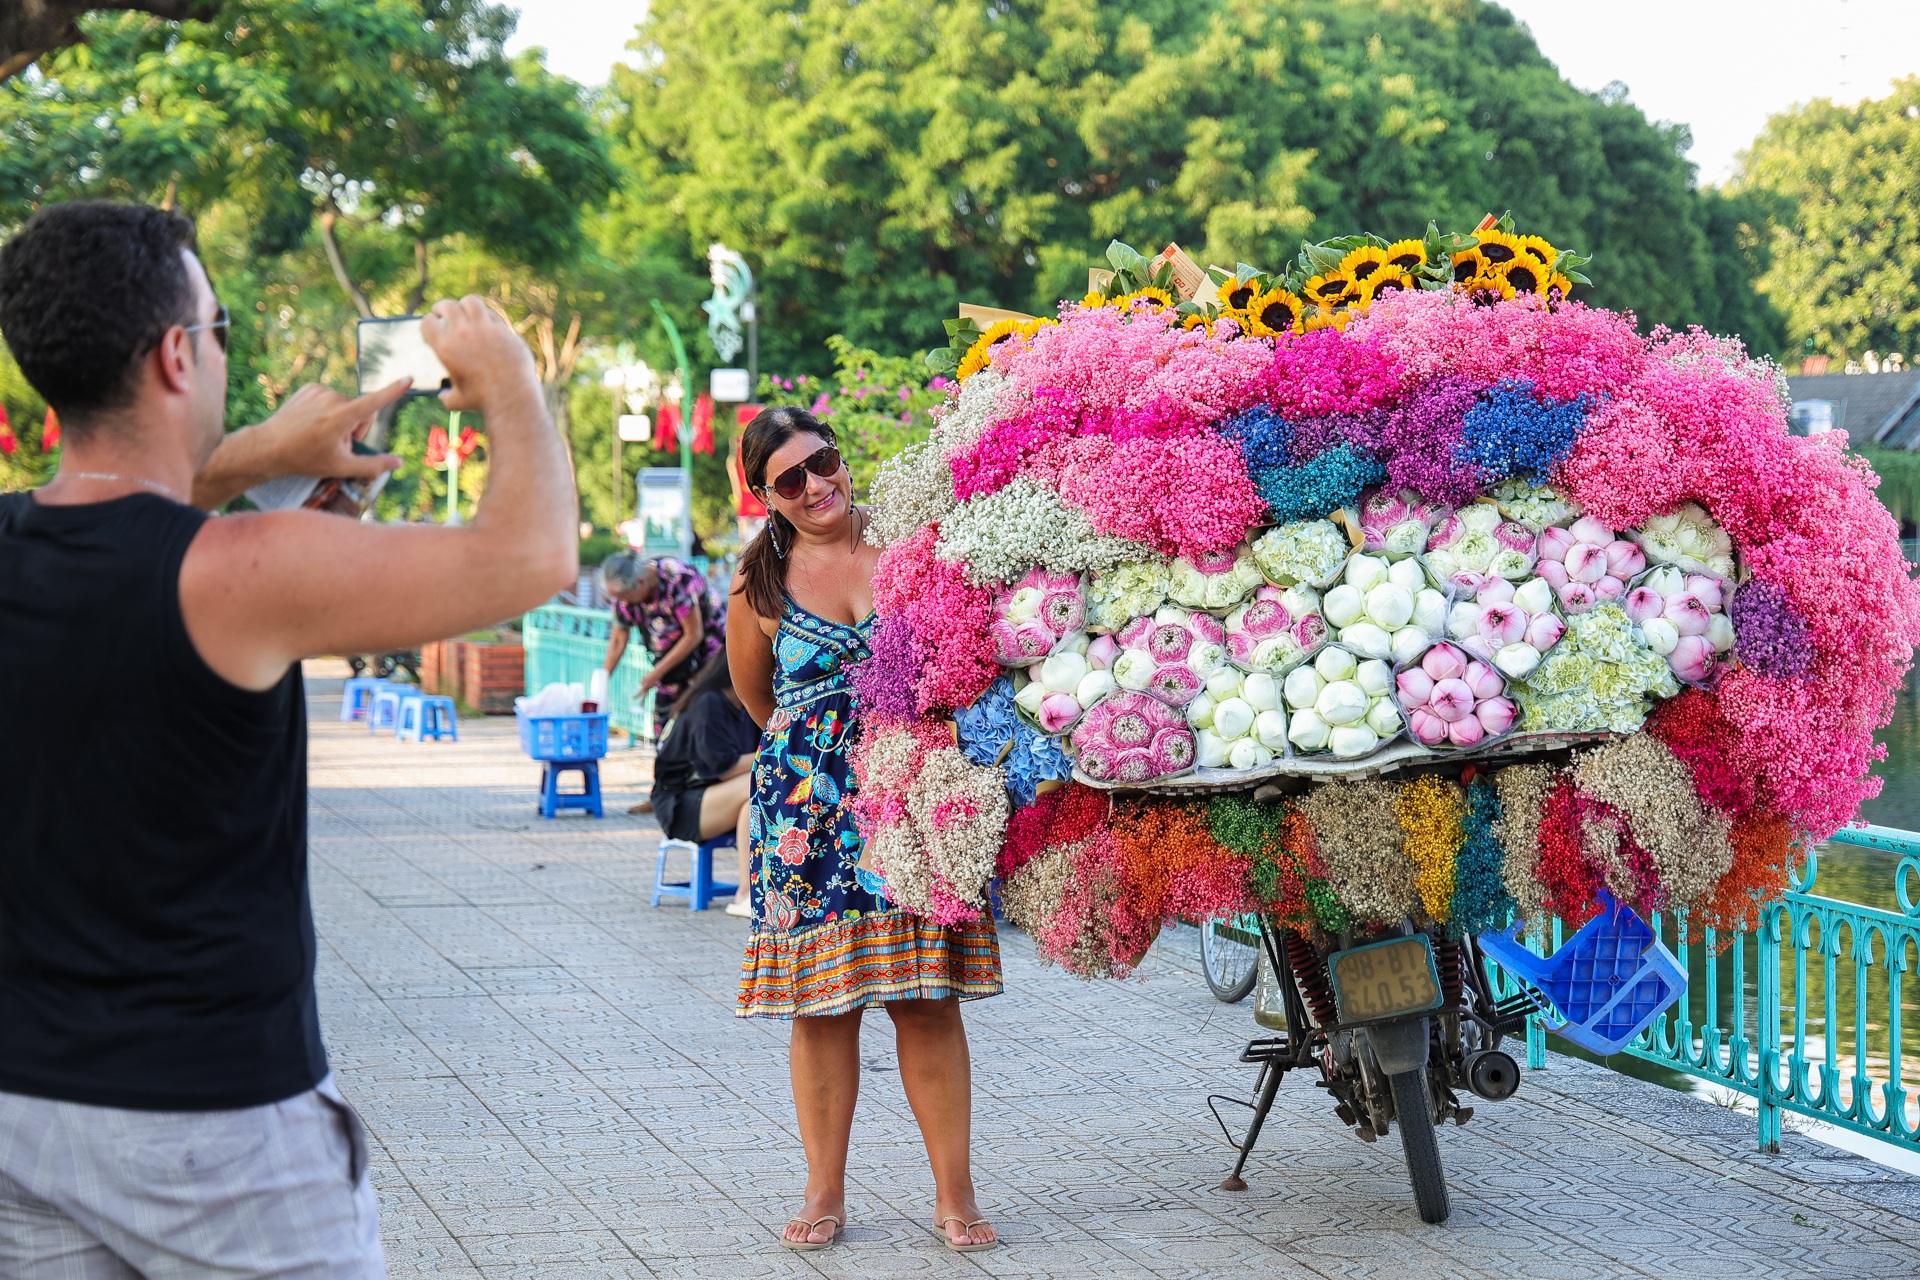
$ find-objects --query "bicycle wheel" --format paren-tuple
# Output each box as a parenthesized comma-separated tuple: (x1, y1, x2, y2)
(1389, 1068, 1450, 1225)
(1201, 914, 1261, 1003)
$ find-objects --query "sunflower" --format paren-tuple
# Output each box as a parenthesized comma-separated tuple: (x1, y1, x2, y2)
(1498, 259, 1548, 297)
(1464, 273, 1518, 306)
(956, 317, 1039, 380)
(1243, 287, 1307, 337)
(1181, 312, 1213, 333)
(1517, 235, 1558, 269)
(1304, 271, 1356, 305)
(1338, 245, 1391, 284)
(1305, 304, 1357, 332)
(1450, 246, 1489, 285)
(1360, 268, 1416, 305)
(1475, 229, 1525, 268)
(1080, 291, 1110, 309)
(1221, 278, 1261, 311)
(1117, 286, 1174, 313)
(1545, 272, 1575, 300)
(1383, 239, 1426, 273)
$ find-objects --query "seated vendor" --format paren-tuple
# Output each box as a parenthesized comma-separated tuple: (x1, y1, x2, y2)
(650, 657, 760, 918)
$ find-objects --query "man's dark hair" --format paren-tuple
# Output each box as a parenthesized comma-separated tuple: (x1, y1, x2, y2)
(0, 201, 200, 422)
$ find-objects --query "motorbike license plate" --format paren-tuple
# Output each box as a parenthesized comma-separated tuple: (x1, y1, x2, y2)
(1327, 935, 1443, 1024)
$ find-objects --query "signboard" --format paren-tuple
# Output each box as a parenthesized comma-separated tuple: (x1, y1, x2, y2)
(617, 413, 652, 442)
(635, 467, 693, 558)
(710, 367, 751, 402)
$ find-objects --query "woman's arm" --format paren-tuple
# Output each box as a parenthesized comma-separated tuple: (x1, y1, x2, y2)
(640, 607, 703, 691)
(602, 621, 629, 674)
(718, 751, 756, 781)
(727, 584, 777, 728)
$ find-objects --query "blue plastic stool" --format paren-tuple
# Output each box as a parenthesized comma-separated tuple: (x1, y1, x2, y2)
(340, 677, 388, 722)
(398, 694, 459, 743)
(369, 685, 410, 734)
(539, 759, 603, 818)
(652, 833, 739, 910)
(1479, 890, 1687, 1055)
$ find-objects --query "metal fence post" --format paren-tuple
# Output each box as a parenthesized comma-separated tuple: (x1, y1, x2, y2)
(1757, 904, 1782, 1154)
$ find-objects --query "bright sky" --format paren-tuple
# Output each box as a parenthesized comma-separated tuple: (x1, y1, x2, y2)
(505, 1, 1920, 186)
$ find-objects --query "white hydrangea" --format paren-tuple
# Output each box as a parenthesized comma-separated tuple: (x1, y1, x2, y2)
(936, 480, 1153, 586)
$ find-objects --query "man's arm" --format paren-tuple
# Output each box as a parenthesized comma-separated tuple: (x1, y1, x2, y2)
(191, 381, 409, 511)
(178, 297, 578, 691)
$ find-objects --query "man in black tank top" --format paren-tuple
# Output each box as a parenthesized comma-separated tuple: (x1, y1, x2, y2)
(0, 202, 578, 1276)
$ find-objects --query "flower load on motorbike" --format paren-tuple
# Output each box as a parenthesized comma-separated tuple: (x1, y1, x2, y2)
(849, 216, 1920, 980)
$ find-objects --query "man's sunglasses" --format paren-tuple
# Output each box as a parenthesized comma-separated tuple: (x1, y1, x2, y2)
(762, 446, 843, 501)
(183, 304, 231, 352)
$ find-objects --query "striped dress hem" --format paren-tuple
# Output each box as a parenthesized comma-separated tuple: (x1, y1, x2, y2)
(737, 909, 1002, 1020)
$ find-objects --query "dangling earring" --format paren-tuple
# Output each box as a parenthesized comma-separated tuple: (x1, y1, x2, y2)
(769, 516, 785, 559)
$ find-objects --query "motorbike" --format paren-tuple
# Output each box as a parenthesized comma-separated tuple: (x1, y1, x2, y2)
(1208, 915, 1540, 1224)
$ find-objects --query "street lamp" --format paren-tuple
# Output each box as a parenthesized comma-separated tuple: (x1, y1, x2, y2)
(601, 357, 659, 525)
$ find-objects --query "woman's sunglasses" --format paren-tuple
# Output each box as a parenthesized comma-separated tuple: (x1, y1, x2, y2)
(763, 445, 843, 501)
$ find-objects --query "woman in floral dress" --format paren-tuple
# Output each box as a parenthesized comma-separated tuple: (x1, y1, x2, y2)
(726, 407, 1002, 1253)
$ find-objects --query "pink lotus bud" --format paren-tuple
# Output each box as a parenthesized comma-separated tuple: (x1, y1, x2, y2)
(1564, 543, 1609, 584)
(1495, 521, 1537, 553)
(1429, 678, 1475, 723)
(1604, 540, 1646, 577)
(1447, 715, 1486, 747)
(1475, 696, 1516, 736)
(1148, 623, 1192, 660)
(1041, 590, 1085, 635)
(1477, 578, 1516, 606)
(1239, 597, 1287, 637)
(1193, 549, 1237, 574)
(1664, 592, 1712, 637)
(1076, 743, 1116, 781)
(1038, 692, 1082, 733)
(1536, 560, 1570, 590)
(1086, 633, 1119, 671)
(1623, 586, 1665, 624)
(1570, 514, 1614, 546)
(1685, 574, 1724, 611)
(1463, 661, 1505, 701)
(1226, 633, 1254, 663)
(1449, 571, 1490, 594)
(1457, 635, 1497, 664)
(1556, 581, 1597, 613)
(1409, 708, 1450, 745)
(1669, 634, 1715, 683)
(1538, 526, 1576, 563)
(1525, 613, 1566, 652)
(1427, 514, 1463, 552)
(1116, 617, 1153, 649)
(1397, 668, 1435, 706)
(1592, 575, 1626, 603)
(1148, 663, 1203, 705)
(1150, 727, 1196, 776)
(1107, 703, 1154, 747)
(1421, 643, 1467, 682)
(1114, 750, 1156, 784)
(1477, 603, 1528, 649)
(992, 618, 1055, 662)
(1295, 615, 1329, 648)
(1190, 612, 1226, 645)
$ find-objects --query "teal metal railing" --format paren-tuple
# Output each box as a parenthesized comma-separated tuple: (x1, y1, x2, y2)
(520, 604, 656, 744)
(1515, 824, 1920, 1157)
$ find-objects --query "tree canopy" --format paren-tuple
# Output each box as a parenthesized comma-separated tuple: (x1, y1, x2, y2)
(607, 0, 1783, 371)
(1734, 76, 1920, 363)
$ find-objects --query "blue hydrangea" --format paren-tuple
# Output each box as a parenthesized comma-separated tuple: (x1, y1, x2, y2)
(1219, 405, 1295, 470)
(1453, 378, 1595, 483)
(1252, 444, 1386, 524)
(1448, 780, 1514, 937)
(953, 677, 1071, 808)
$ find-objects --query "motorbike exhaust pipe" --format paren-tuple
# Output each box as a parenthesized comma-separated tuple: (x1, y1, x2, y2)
(1463, 1049, 1521, 1102)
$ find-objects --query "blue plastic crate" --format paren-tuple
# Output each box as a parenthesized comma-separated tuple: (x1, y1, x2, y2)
(516, 711, 609, 762)
(1479, 890, 1687, 1056)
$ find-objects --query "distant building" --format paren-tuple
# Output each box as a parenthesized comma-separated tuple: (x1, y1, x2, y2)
(1786, 370, 1920, 448)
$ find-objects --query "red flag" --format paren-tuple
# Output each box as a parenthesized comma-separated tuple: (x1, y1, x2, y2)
(653, 400, 679, 453)
(454, 425, 478, 462)
(41, 407, 59, 451)
(691, 392, 714, 455)
(0, 404, 13, 456)
(425, 425, 449, 468)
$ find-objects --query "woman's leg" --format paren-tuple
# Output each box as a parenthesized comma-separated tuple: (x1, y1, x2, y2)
(785, 1010, 863, 1244)
(691, 773, 753, 905)
(886, 998, 995, 1247)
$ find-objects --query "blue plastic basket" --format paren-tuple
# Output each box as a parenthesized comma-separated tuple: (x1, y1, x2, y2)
(1479, 890, 1687, 1056)
(516, 711, 609, 762)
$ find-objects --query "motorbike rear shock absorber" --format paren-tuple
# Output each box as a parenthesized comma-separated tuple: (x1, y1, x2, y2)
(1282, 929, 1339, 1026)
(1432, 936, 1466, 1009)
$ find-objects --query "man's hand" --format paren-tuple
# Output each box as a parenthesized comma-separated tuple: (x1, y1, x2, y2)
(192, 379, 410, 510)
(425, 296, 539, 413)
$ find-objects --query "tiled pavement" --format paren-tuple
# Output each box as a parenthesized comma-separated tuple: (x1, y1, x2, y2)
(302, 663, 1920, 1279)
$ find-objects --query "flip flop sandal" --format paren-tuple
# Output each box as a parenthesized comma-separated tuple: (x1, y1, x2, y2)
(934, 1216, 998, 1253)
(778, 1214, 843, 1251)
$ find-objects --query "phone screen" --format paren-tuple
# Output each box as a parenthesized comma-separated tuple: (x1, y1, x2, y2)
(357, 316, 450, 397)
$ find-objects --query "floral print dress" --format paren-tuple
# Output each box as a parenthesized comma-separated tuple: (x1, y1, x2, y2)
(737, 597, 1002, 1019)
(612, 556, 725, 714)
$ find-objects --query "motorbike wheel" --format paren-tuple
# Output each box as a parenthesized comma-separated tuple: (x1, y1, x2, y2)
(1388, 1068, 1450, 1225)
(1200, 913, 1260, 1003)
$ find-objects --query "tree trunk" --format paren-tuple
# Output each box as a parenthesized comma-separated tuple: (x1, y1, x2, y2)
(402, 238, 429, 315)
(317, 206, 375, 319)
(1, 1, 217, 81)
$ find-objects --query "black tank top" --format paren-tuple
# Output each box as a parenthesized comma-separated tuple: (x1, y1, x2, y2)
(0, 493, 325, 1109)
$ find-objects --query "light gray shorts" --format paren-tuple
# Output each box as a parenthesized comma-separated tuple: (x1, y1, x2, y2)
(0, 1074, 385, 1279)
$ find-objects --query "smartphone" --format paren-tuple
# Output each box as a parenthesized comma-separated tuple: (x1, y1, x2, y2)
(357, 316, 451, 397)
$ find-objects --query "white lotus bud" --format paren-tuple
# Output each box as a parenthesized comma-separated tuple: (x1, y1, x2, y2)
(1015, 681, 1047, 716)
(1187, 641, 1226, 674)
(1284, 665, 1325, 710)
(1364, 582, 1415, 630)
(1412, 588, 1448, 636)
(1005, 587, 1043, 622)
(1288, 708, 1331, 751)
(1706, 612, 1736, 654)
(1366, 696, 1403, 737)
(1076, 670, 1117, 708)
(1640, 617, 1680, 656)
(1059, 630, 1091, 656)
(1387, 557, 1426, 593)
(1229, 738, 1275, 771)
(1345, 554, 1389, 594)
(1242, 672, 1280, 711)
(1039, 651, 1088, 695)
(1391, 626, 1430, 668)
(1493, 643, 1541, 679)
(1213, 696, 1255, 741)
(1323, 584, 1365, 629)
(1206, 665, 1245, 700)
(1280, 585, 1321, 619)
(1447, 601, 1483, 640)
(1340, 622, 1394, 661)
(1185, 689, 1215, 728)
(1113, 649, 1156, 690)
(1315, 646, 1358, 682)
(1329, 724, 1381, 759)
(1512, 577, 1555, 616)
(1355, 659, 1392, 698)
(1153, 604, 1186, 626)
(1195, 729, 1231, 769)
(1316, 680, 1369, 726)
(1254, 709, 1289, 751)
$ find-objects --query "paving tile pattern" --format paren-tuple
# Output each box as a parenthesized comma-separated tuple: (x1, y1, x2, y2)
(300, 664, 1920, 1279)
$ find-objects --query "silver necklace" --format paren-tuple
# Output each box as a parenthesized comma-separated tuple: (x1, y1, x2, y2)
(63, 471, 184, 503)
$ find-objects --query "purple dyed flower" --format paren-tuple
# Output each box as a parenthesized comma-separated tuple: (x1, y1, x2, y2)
(1729, 580, 1813, 678)
(851, 615, 922, 722)
(1374, 375, 1486, 505)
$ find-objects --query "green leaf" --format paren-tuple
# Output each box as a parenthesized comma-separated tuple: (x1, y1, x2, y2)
(925, 349, 960, 375)
(1106, 239, 1152, 279)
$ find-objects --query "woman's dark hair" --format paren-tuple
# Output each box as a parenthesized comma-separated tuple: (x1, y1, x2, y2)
(668, 647, 736, 720)
(735, 405, 837, 620)
(0, 201, 200, 424)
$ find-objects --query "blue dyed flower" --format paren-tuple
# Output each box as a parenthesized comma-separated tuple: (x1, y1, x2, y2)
(1252, 444, 1387, 524)
(1454, 378, 1595, 483)
(953, 676, 1071, 807)
(1220, 405, 1295, 470)
(1449, 779, 1514, 936)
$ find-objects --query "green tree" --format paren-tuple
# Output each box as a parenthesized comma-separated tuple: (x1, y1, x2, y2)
(758, 335, 945, 496)
(1732, 77, 1920, 363)
(606, 0, 1782, 374)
